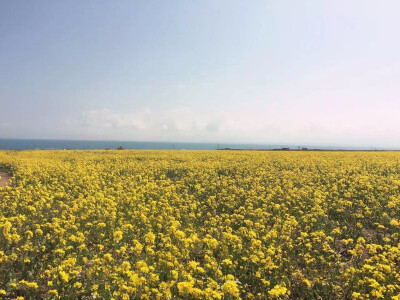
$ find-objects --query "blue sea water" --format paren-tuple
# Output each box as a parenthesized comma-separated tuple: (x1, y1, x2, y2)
(0, 138, 290, 150)
(0, 138, 377, 151)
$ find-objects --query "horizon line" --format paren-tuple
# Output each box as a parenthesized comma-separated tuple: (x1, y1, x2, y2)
(0, 137, 399, 150)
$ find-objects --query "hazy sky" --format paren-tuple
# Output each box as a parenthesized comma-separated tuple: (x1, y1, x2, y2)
(1, 1, 400, 147)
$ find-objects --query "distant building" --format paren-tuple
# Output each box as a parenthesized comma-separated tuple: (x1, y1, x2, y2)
(117, 145, 124, 150)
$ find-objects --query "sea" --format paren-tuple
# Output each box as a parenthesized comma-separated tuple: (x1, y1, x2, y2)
(0, 138, 381, 151)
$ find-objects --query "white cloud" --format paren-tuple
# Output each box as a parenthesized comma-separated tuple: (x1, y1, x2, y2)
(62, 105, 400, 147)
(65, 107, 272, 142)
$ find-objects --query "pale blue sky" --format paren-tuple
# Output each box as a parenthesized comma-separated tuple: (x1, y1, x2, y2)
(1, 1, 400, 147)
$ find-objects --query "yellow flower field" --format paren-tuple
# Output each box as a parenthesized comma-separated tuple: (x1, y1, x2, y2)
(0, 150, 399, 299)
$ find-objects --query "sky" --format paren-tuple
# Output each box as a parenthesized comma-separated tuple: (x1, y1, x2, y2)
(1, 1, 400, 147)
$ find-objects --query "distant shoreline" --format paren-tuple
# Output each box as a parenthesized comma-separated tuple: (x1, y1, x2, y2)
(217, 148, 400, 152)
(1, 148, 399, 152)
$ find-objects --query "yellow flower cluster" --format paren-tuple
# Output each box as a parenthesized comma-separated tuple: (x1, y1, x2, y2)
(0, 150, 400, 299)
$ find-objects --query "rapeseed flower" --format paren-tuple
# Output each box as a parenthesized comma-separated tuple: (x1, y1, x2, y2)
(0, 150, 399, 298)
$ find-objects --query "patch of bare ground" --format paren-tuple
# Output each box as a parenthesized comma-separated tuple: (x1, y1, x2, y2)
(0, 171, 11, 187)
(361, 228, 390, 241)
